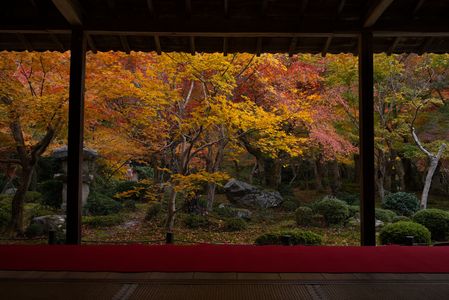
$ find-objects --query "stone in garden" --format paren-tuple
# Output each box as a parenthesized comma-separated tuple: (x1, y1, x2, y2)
(224, 179, 283, 208)
(347, 217, 384, 228)
(52, 146, 98, 210)
(217, 203, 253, 220)
(30, 215, 66, 233)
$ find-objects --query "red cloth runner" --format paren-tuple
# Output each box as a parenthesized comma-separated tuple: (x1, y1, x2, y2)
(1, 244, 448, 273)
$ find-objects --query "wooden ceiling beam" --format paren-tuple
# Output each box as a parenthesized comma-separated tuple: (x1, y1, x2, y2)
(223, 37, 228, 56)
(412, 0, 425, 16)
(387, 36, 400, 55)
(189, 36, 195, 55)
(185, 0, 192, 18)
(321, 36, 332, 57)
(119, 35, 131, 53)
(288, 37, 298, 57)
(147, 0, 155, 18)
(364, 0, 395, 28)
(419, 36, 433, 54)
(256, 37, 262, 57)
(154, 35, 161, 55)
(50, 33, 65, 51)
(16, 33, 33, 51)
(86, 34, 97, 53)
(224, 0, 229, 18)
(51, 0, 82, 26)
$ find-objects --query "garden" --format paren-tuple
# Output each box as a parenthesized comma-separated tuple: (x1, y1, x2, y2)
(1, 51, 449, 246)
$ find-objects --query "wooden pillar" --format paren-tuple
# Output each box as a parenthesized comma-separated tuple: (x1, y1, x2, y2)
(66, 28, 86, 244)
(358, 31, 376, 246)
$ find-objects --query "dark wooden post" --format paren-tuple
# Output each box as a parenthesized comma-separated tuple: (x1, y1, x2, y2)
(66, 28, 86, 244)
(358, 31, 376, 246)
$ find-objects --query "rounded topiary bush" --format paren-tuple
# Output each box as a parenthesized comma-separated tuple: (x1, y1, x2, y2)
(295, 206, 313, 226)
(382, 192, 419, 216)
(85, 192, 121, 216)
(379, 221, 431, 245)
(392, 216, 410, 223)
(312, 197, 349, 226)
(255, 229, 322, 246)
(224, 218, 247, 232)
(375, 208, 397, 223)
(38, 179, 63, 209)
(82, 214, 124, 227)
(184, 214, 209, 229)
(0, 199, 11, 228)
(412, 209, 449, 241)
(281, 200, 299, 211)
(348, 205, 360, 218)
(145, 202, 162, 221)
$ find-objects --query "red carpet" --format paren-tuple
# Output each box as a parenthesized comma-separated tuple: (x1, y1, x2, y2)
(1, 245, 449, 273)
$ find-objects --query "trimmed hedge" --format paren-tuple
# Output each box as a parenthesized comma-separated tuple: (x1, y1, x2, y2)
(392, 216, 410, 223)
(224, 218, 247, 232)
(184, 214, 209, 229)
(38, 179, 63, 208)
(379, 221, 431, 245)
(295, 206, 313, 226)
(281, 200, 299, 211)
(382, 192, 419, 216)
(83, 214, 124, 227)
(375, 208, 397, 223)
(412, 209, 449, 241)
(145, 202, 162, 221)
(85, 192, 121, 216)
(255, 229, 322, 246)
(312, 197, 349, 226)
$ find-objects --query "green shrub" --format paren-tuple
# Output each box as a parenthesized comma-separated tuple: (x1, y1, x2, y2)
(282, 200, 299, 211)
(215, 205, 235, 218)
(85, 192, 121, 216)
(145, 203, 162, 221)
(337, 192, 359, 205)
(38, 179, 63, 208)
(255, 229, 322, 246)
(26, 203, 55, 219)
(0, 199, 11, 228)
(224, 218, 247, 232)
(295, 206, 313, 226)
(375, 208, 397, 223)
(379, 221, 431, 245)
(25, 223, 46, 237)
(312, 196, 349, 226)
(24, 191, 42, 203)
(382, 192, 419, 216)
(113, 181, 146, 202)
(311, 214, 326, 227)
(83, 214, 124, 227)
(184, 214, 209, 229)
(348, 205, 360, 218)
(412, 209, 449, 241)
(392, 216, 410, 223)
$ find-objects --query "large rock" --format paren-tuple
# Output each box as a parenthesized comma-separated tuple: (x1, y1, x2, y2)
(30, 215, 66, 233)
(224, 179, 283, 208)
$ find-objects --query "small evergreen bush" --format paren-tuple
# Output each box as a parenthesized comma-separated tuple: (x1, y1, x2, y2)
(224, 218, 247, 232)
(382, 192, 419, 216)
(83, 214, 124, 227)
(348, 205, 360, 218)
(215, 205, 235, 218)
(412, 209, 449, 241)
(85, 192, 121, 216)
(0, 199, 11, 228)
(295, 206, 313, 226)
(184, 214, 209, 229)
(337, 192, 359, 205)
(145, 203, 162, 221)
(379, 221, 431, 245)
(282, 200, 299, 211)
(255, 229, 322, 245)
(312, 196, 349, 226)
(392, 216, 410, 223)
(375, 208, 397, 223)
(38, 179, 63, 208)
(25, 223, 46, 237)
(24, 191, 42, 203)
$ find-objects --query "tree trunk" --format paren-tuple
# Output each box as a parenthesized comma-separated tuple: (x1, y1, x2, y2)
(376, 150, 386, 203)
(421, 151, 444, 209)
(166, 187, 177, 232)
(313, 159, 324, 192)
(329, 160, 341, 195)
(263, 157, 281, 189)
(10, 166, 34, 235)
(206, 182, 216, 211)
